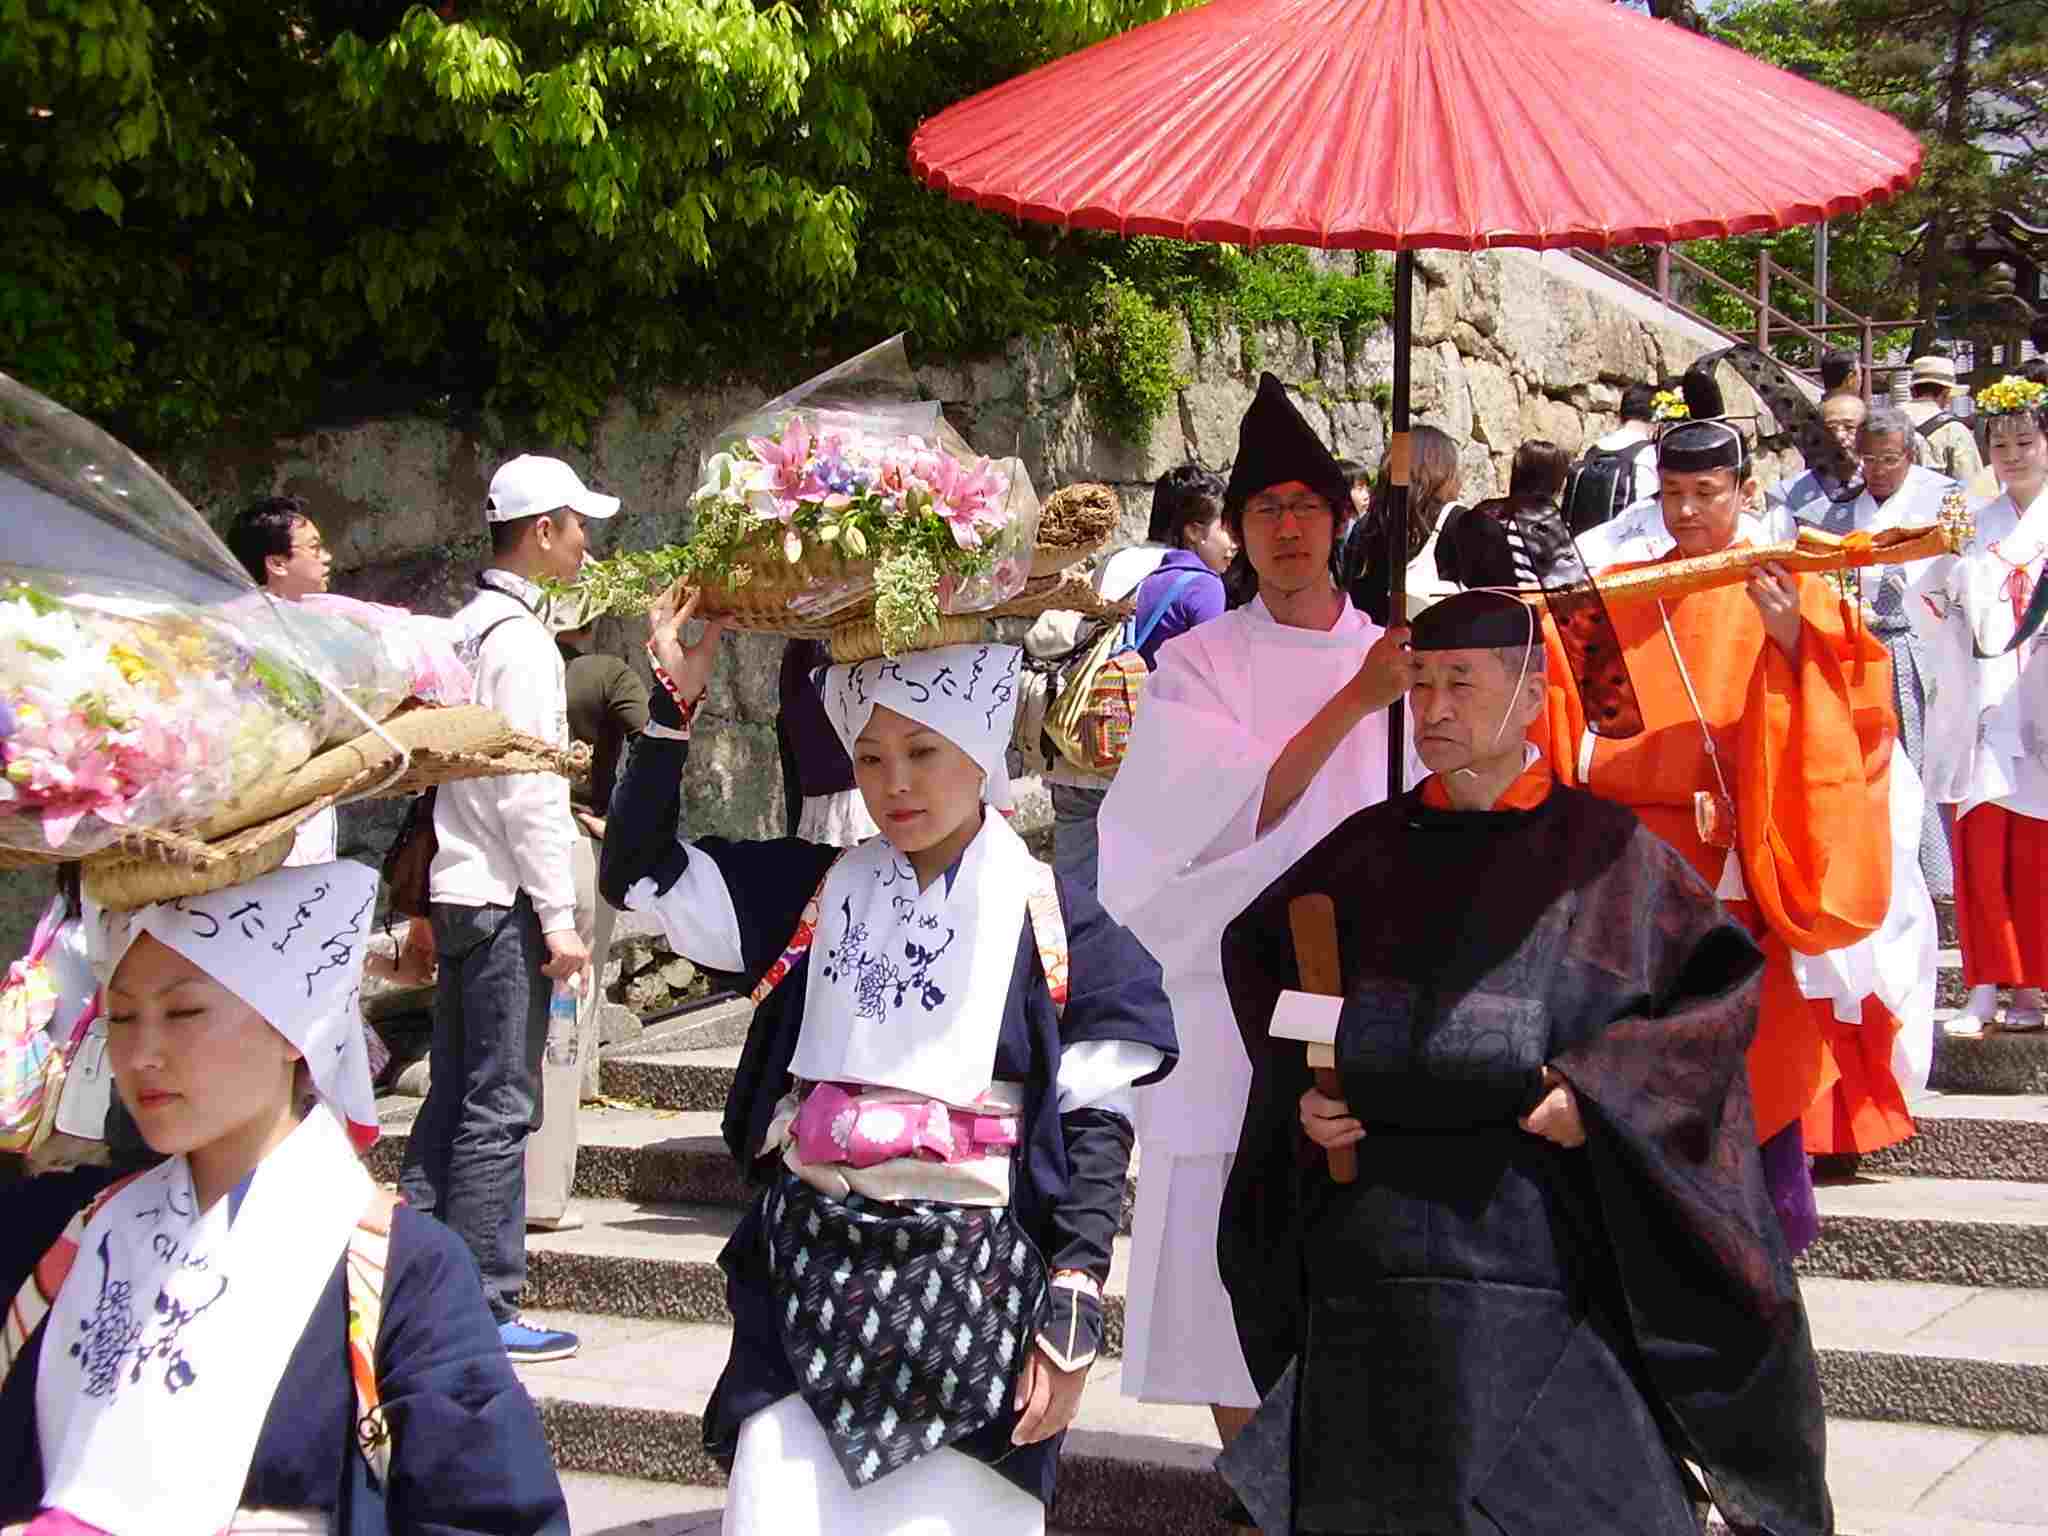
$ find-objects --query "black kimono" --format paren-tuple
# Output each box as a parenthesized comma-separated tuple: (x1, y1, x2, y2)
(1217, 772, 1832, 1536)
(600, 686, 1177, 1509)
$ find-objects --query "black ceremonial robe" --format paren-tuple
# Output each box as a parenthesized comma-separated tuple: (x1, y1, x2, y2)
(1216, 765, 1833, 1536)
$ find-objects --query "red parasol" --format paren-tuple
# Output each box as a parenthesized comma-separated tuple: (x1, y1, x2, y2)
(910, 0, 1922, 788)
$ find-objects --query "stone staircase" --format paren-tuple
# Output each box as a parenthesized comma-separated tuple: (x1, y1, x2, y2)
(375, 957, 2048, 1535)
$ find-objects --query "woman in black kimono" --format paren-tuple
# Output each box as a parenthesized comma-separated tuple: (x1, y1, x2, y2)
(0, 858, 567, 1536)
(599, 586, 1177, 1536)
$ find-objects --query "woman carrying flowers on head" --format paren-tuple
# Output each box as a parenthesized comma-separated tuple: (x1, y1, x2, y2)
(598, 580, 1176, 1536)
(1914, 375, 2048, 1035)
(0, 858, 568, 1536)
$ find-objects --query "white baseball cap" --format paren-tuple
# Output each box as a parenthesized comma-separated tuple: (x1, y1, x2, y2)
(484, 455, 620, 523)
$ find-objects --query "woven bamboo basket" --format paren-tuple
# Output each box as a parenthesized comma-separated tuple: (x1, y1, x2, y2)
(17, 706, 580, 908)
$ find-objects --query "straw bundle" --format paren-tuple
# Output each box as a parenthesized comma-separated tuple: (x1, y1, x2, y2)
(1034, 483, 1120, 576)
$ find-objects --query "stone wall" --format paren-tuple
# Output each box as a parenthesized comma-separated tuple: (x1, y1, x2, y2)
(0, 250, 1797, 957)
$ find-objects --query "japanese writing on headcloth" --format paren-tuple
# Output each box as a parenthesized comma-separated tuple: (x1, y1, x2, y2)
(90, 859, 382, 1147)
(821, 642, 1024, 811)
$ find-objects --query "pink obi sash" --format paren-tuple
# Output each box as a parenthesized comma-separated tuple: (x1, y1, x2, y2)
(789, 1082, 1022, 1169)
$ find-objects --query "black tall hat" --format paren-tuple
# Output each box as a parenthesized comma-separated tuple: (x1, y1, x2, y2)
(1679, 356, 1727, 422)
(1410, 589, 1539, 653)
(1224, 373, 1352, 517)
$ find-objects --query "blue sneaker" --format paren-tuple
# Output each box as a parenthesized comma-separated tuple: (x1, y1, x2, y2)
(499, 1316, 579, 1363)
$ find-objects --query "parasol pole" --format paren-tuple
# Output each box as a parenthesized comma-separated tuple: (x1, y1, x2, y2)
(1385, 248, 1414, 796)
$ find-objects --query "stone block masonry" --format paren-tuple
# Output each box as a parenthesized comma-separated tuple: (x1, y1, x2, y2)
(0, 250, 1800, 958)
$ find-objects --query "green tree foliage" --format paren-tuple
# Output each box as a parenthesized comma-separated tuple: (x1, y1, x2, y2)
(1, 0, 1195, 446)
(1635, 0, 2047, 358)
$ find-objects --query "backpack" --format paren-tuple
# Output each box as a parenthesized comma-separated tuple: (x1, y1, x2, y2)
(378, 607, 531, 922)
(5, 1181, 401, 1488)
(1914, 409, 1963, 442)
(1563, 439, 1655, 535)
(1043, 570, 1200, 774)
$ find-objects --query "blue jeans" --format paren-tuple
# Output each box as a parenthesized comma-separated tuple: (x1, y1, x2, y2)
(1051, 783, 1109, 893)
(398, 895, 549, 1324)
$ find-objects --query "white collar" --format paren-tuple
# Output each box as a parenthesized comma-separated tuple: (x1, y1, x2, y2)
(789, 813, 1042, 1106)
(478, 568, 546, 609)
(37, 1110, 371, 1536)
(1604, 500, 1779, 563)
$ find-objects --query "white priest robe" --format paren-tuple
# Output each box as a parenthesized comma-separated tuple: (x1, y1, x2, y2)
(1097, 594, 1399, 1407)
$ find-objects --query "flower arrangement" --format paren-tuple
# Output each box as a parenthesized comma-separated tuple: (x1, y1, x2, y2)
(0, 577, 442, 858)
(1650, 389, 1689, 422)
(0, 579, 334, 854)
(570, 413, 1036, 655)
(564, 337, 1039, 657)
(1977, 375, 2047, 418)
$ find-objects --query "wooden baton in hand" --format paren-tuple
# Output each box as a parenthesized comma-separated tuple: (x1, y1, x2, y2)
(1287, 892, 1356, 1185)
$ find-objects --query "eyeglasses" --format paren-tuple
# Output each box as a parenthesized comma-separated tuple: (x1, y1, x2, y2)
(1243, 494, 1330, 523)
(1856, 450, 1910, 469)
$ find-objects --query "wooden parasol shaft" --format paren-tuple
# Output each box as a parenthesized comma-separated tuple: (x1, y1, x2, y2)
(1288, 891, 1356, 1185)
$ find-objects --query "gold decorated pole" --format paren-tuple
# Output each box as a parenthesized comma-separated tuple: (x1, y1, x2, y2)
(1525, 499, 1976, 611)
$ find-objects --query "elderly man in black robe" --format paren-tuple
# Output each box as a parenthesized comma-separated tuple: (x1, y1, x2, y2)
(1215, 590, 1832, 1536)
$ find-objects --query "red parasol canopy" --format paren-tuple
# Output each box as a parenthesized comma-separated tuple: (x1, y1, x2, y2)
(910, 0, 1923, 793)
(910, 0, 1922, 250)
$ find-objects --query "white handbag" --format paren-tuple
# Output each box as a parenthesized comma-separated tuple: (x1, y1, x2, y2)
(53, 1017, 114, 1141)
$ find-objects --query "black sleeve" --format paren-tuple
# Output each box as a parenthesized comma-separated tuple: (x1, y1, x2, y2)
(599, 687, 838, 981)
(1035, 1107, 1132, 1372)
(379, 1210, 569, 1535)
(597, 682, 691, 910)
(1218, 876, 1318, 1398)
(0, 1167, 115, 1303)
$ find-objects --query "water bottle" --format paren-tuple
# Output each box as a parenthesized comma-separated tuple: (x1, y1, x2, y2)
(546, 975, 582, 1069)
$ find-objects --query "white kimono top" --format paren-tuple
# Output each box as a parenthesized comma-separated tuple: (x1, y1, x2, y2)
(1097, 595, 1403, 1157)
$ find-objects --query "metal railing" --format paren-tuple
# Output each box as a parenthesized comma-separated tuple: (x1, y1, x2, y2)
(1572, 246, 1918, 395)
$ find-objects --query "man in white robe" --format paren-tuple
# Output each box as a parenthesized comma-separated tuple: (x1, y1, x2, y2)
(1098, 374, 1413, 1448)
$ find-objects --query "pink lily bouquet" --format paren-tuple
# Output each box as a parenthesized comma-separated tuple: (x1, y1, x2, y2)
(569, 337, 1040, 655)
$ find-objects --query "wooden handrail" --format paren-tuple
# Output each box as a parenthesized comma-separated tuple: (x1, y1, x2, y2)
(1570, 243, 1918, 395)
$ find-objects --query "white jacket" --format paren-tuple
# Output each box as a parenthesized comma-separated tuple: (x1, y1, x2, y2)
(430, 571, 577, 933)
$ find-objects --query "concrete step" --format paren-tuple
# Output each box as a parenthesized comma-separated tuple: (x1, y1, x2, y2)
(372, 1102, 1143, 1228)
(601, 1043, 746, 1115)
(522, 1312, 2048, 1536)
(521, 1199, 2046, 1435)
(1935, 1024, 2048, 1096)
(561, 1474, 723, 1535)
(1805, 1276, 2048, 1433)
(369, 1104, 752, 1209)
(1801, 1175, 2048, 1288)
(520, 1198, 1135, 1351)
(1867, 1093, 2048, 1183)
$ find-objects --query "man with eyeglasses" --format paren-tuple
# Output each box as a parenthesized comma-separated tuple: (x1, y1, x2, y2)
(1768, 391, 1868, 524)
(1540, 416, 1902, 1246)
(1097, 373, 1412, 1462)
(1820, 405, 1961, 900)
(226, 495, 339, 865)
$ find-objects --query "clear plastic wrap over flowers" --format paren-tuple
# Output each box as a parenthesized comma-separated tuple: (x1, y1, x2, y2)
(578, 335, 1040, 655)
(0, 373, 427, 857)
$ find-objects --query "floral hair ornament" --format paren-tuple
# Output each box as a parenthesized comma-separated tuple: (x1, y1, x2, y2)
(1977, 375, 2048, 419)
(1650, 389, 1690, 422)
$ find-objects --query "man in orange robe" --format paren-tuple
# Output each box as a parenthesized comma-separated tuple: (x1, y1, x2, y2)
(1540, 417, 1899, 1246)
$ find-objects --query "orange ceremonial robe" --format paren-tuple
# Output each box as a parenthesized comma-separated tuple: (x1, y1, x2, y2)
(1541, 571, 1897, 1145)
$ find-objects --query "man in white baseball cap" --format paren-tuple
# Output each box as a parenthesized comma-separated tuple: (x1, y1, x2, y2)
(397, 452, 618, 1363)
(1905, 354, 1985, 485)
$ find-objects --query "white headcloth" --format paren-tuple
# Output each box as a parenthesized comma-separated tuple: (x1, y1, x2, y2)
(91, 857, 381, 1149)
(820, 642, 1023, 812)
